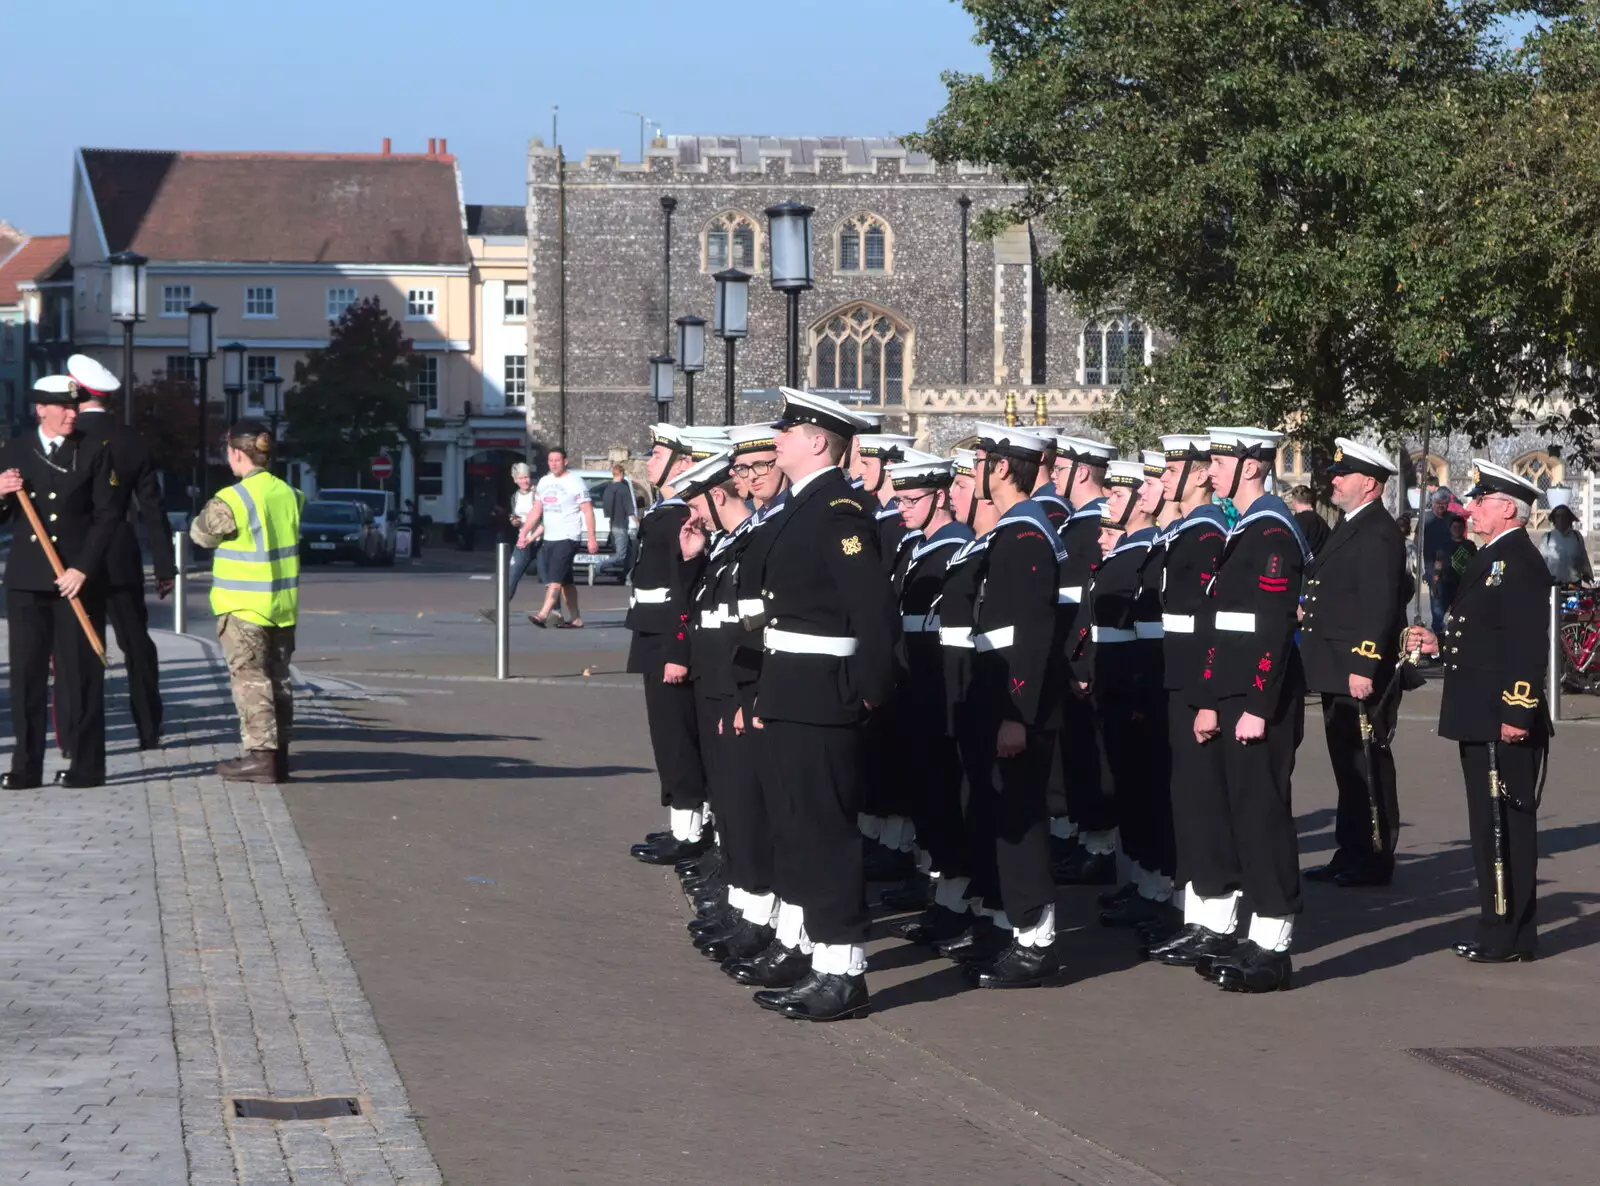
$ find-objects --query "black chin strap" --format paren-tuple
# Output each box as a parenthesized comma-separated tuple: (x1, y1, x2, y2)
(962, 479, 979, 527)
(980, 455, 995, 502)
(1224, 454, 1245, 500)
(707, 492, 726, 534)
(1114, 489, 1136, 528)
(913, 488, 941, 533)
(1173, 458, 1193, 503)
(1063, 459, 1081, 508)
(867, 459, 885, 495)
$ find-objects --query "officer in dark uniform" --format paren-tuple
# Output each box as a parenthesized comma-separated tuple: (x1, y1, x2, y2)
(65, 354, 176, 751)
(1185, 427, 1310, 993)
(740, 389, 897, 1022)
(1299, 439, 1410, 887)
(1408, 460, 1551, 962)
(0, 375, 124, 788)
(627, 425, 710, 865)
(1048, 435, 1121, 882)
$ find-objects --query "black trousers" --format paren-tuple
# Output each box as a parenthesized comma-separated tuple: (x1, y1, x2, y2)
(1059, 693, 1116, 831)
(1459, 741, 1541, 956)
(907, 721, 968, 877)
(857, 700, 908, 819)
(1188, 694, 1305, 918)
(1168, 690, 1228, 891)
(761, 718, 867, 945)
(974, 720, 1056, 929)
(698, 693, 773, 896)
(953, 702, 1003, 907)
(1322, 691, 1400, 867)
(8, 587, 107, 783)
(106, 584, 162, 746)
(1099, 687, 1174, 877)
(641, 668, 704, 811)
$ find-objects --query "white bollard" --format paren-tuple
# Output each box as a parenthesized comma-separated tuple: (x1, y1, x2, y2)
(172, 531, 188, 635)
(495, 541, 510, 680)
(1548, 585, 1562, 725)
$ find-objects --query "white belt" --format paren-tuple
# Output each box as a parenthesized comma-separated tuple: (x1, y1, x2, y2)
(737, 598, 765, 619)
(1215, 611, 1257, 633)
(764, 627, 858, 657)
(1091, 625, 1136, 643)
(1162, 613, 1195, 634)
(903, 614, 942, 633)
(973, 626, 1015, 652)
(632, 587, 670, 605)
(699, 609, 719, 628)
(1057, 585, 1083, 604)
(1135, 621, 1165, 640)
(939, 626, 974, 649)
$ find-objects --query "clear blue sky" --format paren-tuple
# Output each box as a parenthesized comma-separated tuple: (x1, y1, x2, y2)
(0, 0, 990, 235)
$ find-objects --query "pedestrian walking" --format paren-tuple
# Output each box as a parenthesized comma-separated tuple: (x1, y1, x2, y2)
(189, 421, 301, 784)
(1286, 484, 1330, 555)
(0, 373, 123, 789)
(1423, 490, 1455, 632)
(1437, 516, 1476, 607)
(523, 447, 597, 628)
(599, 462, 638, 580)
(503, 463, 541, 603)
(1540, 503, 1593, 585)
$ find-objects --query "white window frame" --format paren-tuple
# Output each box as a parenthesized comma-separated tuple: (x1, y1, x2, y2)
(165, 355, 198, 383)
(1079, 315, 1150, 387)
(161, 284, 193, 317)
(244, 285, 277, 319)
(412, 355, 439, 412)
(504, 284, 527, 321)
(326, 286, 358, 321)
(504, 354, 527, 408)
(245, 354, 277, 414)
(407, 288, 436, 320)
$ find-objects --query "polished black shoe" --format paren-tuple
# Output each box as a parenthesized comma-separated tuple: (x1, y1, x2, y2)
(2, 772, 41, 790)
(1048, 829, 1079, 864)
(1332, 862, 1394, 889)
(1097, 882, 1138, 909)
(643, 830, 670, 845)
(138, 735, 163, 752)
(692, 916, 748, 951)
(971, 940, 1061, 988)
(1302, 855, 1356, 883)
(690, 891, 725, 915)
(630, 835, 711, 865)
(1152, 925, 1241, 968)
(701, 921, 775, 963)
(1135, 914, 1185, 951)
(677, 852, 721, 880)
(680, 871, 725, 896)
(1456, 944, 1535, 964)
(1051, 848, 1116, 886)
(729, 940, 811, 987)
(55, 770, 105, 789)
(1211, 942, 1293, 993)
(687, 906, 737, 936)
(891, 904, 972, 945)
(863, 844, 916, 882)
(780, 971, 870, 1022)
(1099, 894, 1173, 929)
(939, 918, 1010, 966)
(878, 876, 931, 911)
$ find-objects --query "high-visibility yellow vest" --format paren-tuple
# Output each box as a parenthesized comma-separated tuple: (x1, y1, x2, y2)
(209, 469, 303, 628)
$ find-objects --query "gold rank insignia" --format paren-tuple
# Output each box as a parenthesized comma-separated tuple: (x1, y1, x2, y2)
(1351, 640, 1381, 659)
(830, 497, 862, 510)
(841, 535, 863, 556)
(1334, 446, 1344, 461)
(1502, 681, 1537, 708)
(109, 470, 119, 486)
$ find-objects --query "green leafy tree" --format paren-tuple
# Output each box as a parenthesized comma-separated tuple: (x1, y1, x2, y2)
(911, 0, 1531, 463)
(130, 372, 204, 476)
(282, 297, 420, 480)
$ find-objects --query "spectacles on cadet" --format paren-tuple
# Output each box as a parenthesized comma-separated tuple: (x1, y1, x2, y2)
(730, 459, 777, 477)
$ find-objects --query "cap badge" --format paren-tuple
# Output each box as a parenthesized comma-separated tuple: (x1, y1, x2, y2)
(1334, 446, 1344, 461)
(841, 535, 863, 557)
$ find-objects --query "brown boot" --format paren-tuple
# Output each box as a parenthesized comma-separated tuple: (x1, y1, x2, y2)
(274, 744, 290, 782)
(217, 751, 280, 783)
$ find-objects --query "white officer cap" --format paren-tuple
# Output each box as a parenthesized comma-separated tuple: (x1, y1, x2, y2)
(1106, 458, 1146, 488)
(1327, 437, 1397, 480)
(32, 374, 80, 405)
(772, 387, 874, 438)
(973, 422, 1051, 462)
(1208, 426, 1284, 458)
(725, 422, 779, 455)
(1464, 459, 1541, 505)
(67, 353, 120, 396)
(887, 450, 955, 491)
(1055, 435, 1117, 465)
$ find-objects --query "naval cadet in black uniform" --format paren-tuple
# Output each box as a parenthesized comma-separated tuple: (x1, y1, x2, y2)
(1186, 427, 1310, 993)
(627, 425, 711, 865)
(1408, 460, 1551, 962)
(1299, 439, 1411, 888)
(744, 389, 898, 1022)
(0, 374, 124, 788)
(65, 354, 176, 751)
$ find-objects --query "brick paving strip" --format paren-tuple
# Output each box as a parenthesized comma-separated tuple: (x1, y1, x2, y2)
(0, 624, 441, 1185)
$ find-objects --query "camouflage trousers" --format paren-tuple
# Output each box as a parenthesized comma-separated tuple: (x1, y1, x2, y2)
(217, 614, 295, 753)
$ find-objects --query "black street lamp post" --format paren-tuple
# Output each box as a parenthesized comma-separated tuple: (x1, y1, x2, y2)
(649, 353, 675, 423)
(108, 250, 147, 423)
(765, 201, 814, 388)
(186, 302, 217, 517)
(220, 341, 248, 425)
(712, 267, 749, 424)
(675, 315, 706, 427)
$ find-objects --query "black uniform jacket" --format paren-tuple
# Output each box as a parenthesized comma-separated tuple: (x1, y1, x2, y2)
(897, 522, 974, 717)
(749, 468, 900, 726)
(689, 520, 752, 701)
(0, 430, 124, 592)
(1159, 505, 1229, 696)
(1438, 528, 1551, 742)
(1299, 501, 1409, 695)
(73, 409, 176, 587)
(624, 497, 704, 670)
(1034, 484, 1070, 531)
(972, 499, 1067, 730)
(874, 499, 908, 575)
(1196, 495, 1310, 716)
(730, 490, 791, 712)
(1055, 497, 1106, 611)
(1070, 525, 1163, 697)
(939, 535, 986, 735)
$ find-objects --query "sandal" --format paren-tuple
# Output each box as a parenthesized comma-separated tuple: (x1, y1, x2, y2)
(527, 613, 548, 628)
(555, 619, 584, 629)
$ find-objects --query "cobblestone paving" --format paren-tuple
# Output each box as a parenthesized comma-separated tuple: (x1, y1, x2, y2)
(0, 626, 441, 1184)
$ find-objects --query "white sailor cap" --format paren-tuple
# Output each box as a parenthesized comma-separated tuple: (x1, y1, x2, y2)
(1106, 458, 1146, 488)
(1207, 426, 1284, 459)
(680, 425, 732, 460)
(856, 433, 916, 461)
(32, 374, 80, 405)
(1055, 435, 1117, 465)
(951, 449, 978, 477)
(1159, 433, 1211, 461)
(772, 387, 873, 438)
(974, 422, 1051, 461)
(887, 450, 955, 490)
(1464, 459, 1541, 505)
(725, 422, 779, 455)
(854, 410, 886, 431)
(66, 353, 120, 396)
(675, 450, 735, 500)
(1327, 437, 1397, 480)
(1141, 450, 1166, 477)
(649, 423, 690, 453)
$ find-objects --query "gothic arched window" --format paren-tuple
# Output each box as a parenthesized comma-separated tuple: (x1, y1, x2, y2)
(835, 212, 892, 274)
(1082, 315, 1148, 387)
(702, 210, 759, 273)
(1511, 450, 1564, 530)
(811, 303, 911, 405)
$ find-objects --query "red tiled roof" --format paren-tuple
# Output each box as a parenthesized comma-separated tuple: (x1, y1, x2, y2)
(0, 235, 70, 306)
(79, 149, 469, 266)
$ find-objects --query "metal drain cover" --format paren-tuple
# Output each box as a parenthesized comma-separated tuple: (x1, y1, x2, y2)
(1408, 1047, 1600, 1115)
(233, 1097, 362, 1121)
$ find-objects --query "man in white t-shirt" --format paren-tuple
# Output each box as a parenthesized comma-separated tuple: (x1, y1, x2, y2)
(519, 446, 598, 627)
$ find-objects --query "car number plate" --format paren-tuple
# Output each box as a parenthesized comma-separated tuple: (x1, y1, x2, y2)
(310, 542, 336, 550)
